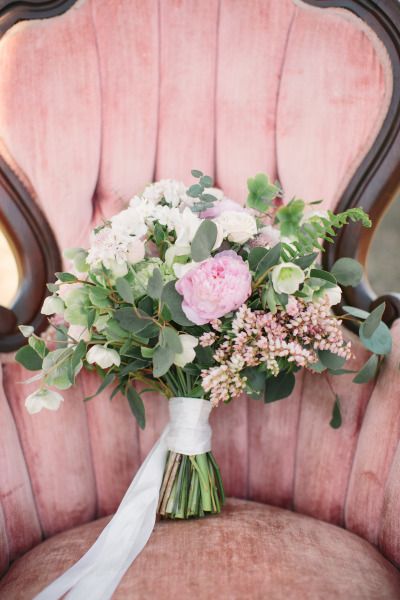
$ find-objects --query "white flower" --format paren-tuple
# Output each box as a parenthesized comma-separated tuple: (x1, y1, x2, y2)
(41, 296, 65, 315)
(214, 210, 257, 244)
(110, 206, 148, 237)
(324, 285, 342, 306)
(174, 334, 198, 367)
(126, 237, 145, 265)
(67, 324, 90, 342)
(272, 262, 305, 294)
(25, 389, 64, 414)
(86, 345, 121, 369)
(142, 179, 188, 208)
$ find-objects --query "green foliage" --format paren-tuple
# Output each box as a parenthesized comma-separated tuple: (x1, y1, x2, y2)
(55, 272, 78, 283)
(362, 303, 385, 338)
(188, 170, 218, 213)
(153, 346, 175, 377)
(247, 173, 281, 213)
(127, 386, 146, 429)
(353, 354, 379, 384)
(318, 350, 346, 370)
(159, 327, 183, 353)
(330, 395, 342, 429)
(359, 321, 392, 355)
(15, 345, 43, 371)
(254, 243, 282, 285)
(275, 199, 305, 238)
(161, 281, 194, 326)
(331, 258, 363, 287)
(146, 268, 163, 300)
(191, 220, 218, 261)
(84, 371, 115, 401)
(116, 278, 134, 304)
(264, 372, 295, 402)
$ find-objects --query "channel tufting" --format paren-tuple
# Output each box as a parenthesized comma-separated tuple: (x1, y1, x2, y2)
(0, 0, 397, 576)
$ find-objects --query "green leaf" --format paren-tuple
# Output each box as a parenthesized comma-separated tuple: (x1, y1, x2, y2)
(127, 386, 146, 429)
(310, 269, 337, 284)
(331, 258, 363, 287)
(191, 220, 218, 262)
(15, 345, 43, 371)
(243, 367, 265, 399)
(84, 371, 115, 401)
(362, 302, 385, 338)
(46, 283, 59, 293)
(159, 327, 183, 353)
(264, 372, 295, 403)
(359, 321, 392, 355)
(152, 346, 175, 377)
(200, 175, 213, 187)
(342, 305, 369, 319)
(308, 360, 327, 373)
(146, 268, 163, 300)
(294, 253, 318, 270)
(330, 395, 342, 429)
(42, 348, 74, 389)
(247, 173, 280, 212)
(120, 358, 149, 377)
(55, 272, 78, 283)
(116, 278, 134, 304)
(105, 318, 129, 341)
(264, 284, 277, 314)
(255, 243, 282, 283)
(28, 336, 48, 359)
(88, 286, 111, 308)
(161, 281, 194, 326)
(318, 350, 346, 370)
(276, 199, 305, 238)
(195, 345, 214, 368)
(248, 247, 268, 272)
(191, 169, 203, 178)
(188, 184, 203, 198)
(353, 354, 379, 383)
(114, 307, 152, 333)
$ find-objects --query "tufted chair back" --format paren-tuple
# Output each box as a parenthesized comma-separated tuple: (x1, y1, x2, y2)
(1, 0, 400, 576)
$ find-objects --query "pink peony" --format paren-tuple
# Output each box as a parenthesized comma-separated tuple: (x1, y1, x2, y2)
(201, 197, 246, 218)
(175, 251, 252, 325)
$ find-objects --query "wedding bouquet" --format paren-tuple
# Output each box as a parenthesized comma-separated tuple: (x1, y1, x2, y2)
(17, 170, 392, 523)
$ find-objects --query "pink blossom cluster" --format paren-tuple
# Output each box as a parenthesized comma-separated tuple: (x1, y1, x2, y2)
(201, 298, 352, 406)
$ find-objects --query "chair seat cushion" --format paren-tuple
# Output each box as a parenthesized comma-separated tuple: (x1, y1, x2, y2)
(1, 499, 399, 599)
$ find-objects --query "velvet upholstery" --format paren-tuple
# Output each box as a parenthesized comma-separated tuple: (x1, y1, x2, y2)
(1, 499, 400, 600)
(0, 0, 399, 592)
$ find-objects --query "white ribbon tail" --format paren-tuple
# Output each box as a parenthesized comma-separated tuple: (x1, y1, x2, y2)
(34, 426, 170, 600)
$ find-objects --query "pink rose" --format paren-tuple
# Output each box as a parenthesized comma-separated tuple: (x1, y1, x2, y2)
(175, 251, 252, 325)
(201, 197, 246, 218)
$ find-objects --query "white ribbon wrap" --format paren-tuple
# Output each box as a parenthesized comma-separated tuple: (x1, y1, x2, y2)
(34, 397, 212, 600)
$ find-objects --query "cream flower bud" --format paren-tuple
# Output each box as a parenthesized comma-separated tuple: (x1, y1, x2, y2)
(86, 345, 121, 369)
(272, 262, 305, 295)
(214, 210, 257, 244)
(173, 334, 198, 367)
(325, 285, 342, 306)
(41, 296, 65, 316)
(25, 389, 64, 414)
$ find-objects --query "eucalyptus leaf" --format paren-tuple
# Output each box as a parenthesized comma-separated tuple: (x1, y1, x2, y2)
(362, 302, 385, 338)
(353, 354, 379, 384)
(42, 348, 74, 389)
(153, 346, 175, 377)
(127, 386, 146, 429)
(116, 278, 134, 304)
(264, 372, 295, 403)
(114, 307, 152, 333)
(15, 345, 43, 371)
(255, 243, 281, 283)
(146, 268, 163, 300)
(191, 220, 218, 262)
(191, 169, 203, 178)
(331, 258, 363, 287)
(161, 281, 194, 326)
(330, 395, 342, 429)
(342, 305, 369, 319)
(200, 175, 213, 187)
(359, 321, 392, 355)
(159, 327, 183, 353)
(55, 272, 78, 283)
(318, 350, 346, 370)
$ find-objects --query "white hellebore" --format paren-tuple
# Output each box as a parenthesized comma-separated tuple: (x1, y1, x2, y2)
(25, 389, 64, 414)
(214, 210, 257, 244)
(272, 262, 305, 295)
(86, 345, 121, 369)
(325, 285, 342, 307)
(173, 334, 198, 368)
(41, 296, 65, 315)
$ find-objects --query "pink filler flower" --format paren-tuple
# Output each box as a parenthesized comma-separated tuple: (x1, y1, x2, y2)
(201, 197, 246, 218)
(175, 251, 252, 325)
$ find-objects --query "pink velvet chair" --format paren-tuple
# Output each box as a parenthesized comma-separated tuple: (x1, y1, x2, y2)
(1, 0, 400, 597)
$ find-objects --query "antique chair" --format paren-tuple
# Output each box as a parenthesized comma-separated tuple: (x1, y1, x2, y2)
(1, 0, 400, 598)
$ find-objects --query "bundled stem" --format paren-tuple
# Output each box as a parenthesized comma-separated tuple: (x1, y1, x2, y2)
(157, 451, 225, 519)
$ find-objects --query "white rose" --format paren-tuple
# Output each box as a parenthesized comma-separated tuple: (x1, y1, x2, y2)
(86, 345, 121, 369)
(272, 262, 305, 294)
(324, 285, 342, 306)
(214, 210, 257, 244)
(174, 334, 198, 367)
(127, 237, 145, 265)
(41, 296, 65, 316)
(25, 389, 64, 414)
